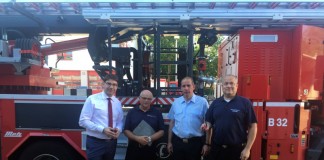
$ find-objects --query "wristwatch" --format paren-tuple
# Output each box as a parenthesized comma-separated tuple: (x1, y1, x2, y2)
(148, 136, 152, 146)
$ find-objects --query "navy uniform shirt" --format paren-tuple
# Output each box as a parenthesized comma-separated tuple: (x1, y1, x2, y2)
(205, 95, 257, 145)
(124, 106, 164, 140)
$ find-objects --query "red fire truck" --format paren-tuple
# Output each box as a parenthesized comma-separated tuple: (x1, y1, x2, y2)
(0, 94, 87, 159)
(218, 25, 324, 160)
(1, 1, 324, 160)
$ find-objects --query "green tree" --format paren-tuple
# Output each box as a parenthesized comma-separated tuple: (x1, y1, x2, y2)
(145, 35, 188, 81)
(204, 35, 224, 78)
(145, 34, 224, 80)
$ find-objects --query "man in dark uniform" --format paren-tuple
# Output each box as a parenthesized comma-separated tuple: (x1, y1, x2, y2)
(124, 90, 165, 160)
(202, 75, 257, 160)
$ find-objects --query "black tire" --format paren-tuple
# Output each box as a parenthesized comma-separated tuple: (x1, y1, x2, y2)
(18, 141, 78, 160)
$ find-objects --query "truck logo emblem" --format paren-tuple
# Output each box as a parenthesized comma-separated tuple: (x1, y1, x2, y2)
(156, 143, 171, 159)
(4, 131, 22, 137)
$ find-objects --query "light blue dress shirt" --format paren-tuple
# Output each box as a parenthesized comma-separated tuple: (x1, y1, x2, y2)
(168, 94, 209, 138)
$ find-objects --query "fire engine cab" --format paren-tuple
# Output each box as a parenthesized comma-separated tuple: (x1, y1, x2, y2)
(0, 1, 324, 160)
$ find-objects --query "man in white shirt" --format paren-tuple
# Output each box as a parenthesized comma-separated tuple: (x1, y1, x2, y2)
(79, 74, 124, 160)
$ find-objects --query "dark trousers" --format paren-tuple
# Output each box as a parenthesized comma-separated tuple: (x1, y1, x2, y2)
(125, 141, 157, 160)
(209, 144, 245, 160)
(86, 136, 117, 160)
(172, 133, 204, 160)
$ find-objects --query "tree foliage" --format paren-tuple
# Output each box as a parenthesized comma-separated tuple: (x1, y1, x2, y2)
(202, 35, 224, 78)
(145, 34, 224, 80)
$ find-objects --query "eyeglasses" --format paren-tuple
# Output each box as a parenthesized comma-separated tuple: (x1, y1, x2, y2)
(105, 82, 118, 87)
(140, 96, 153, 101)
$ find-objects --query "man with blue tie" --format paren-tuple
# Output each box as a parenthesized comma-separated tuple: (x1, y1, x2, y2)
(79, 74, 124, 160)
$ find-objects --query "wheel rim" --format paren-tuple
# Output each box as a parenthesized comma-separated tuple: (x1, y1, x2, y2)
(33, 154, 60, 160)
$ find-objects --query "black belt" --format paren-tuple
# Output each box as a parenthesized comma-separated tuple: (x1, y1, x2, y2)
(173, 133, 203, 144)
(87, 135, 115, 142)
(216, 143, 246, 149)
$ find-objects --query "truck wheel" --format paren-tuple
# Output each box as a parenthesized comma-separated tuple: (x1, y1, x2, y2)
(18, 141, 78, 160)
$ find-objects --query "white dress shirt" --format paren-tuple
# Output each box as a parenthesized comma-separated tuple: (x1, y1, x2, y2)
(79, 92, 124, 139)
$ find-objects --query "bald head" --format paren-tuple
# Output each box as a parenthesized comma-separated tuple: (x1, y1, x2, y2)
(139, 90, 153, 111)
(140, 90, 153, 98)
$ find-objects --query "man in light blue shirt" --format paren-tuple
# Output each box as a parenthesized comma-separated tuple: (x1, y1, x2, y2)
(167, 77, 210, 160)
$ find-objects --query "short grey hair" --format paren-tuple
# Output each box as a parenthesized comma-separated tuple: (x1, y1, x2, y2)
(221, 74, 238, 83)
